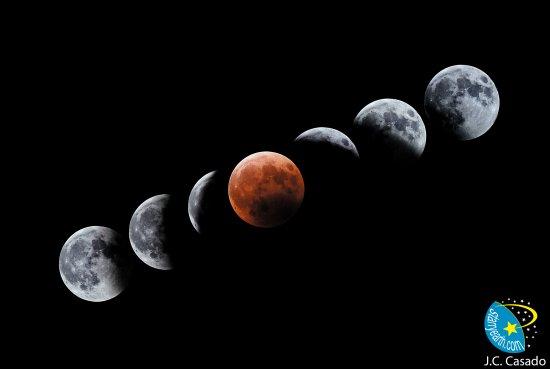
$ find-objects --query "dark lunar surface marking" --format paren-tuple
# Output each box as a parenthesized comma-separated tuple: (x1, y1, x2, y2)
(425, 65, 499, 140)
(59, 227, 132, 301)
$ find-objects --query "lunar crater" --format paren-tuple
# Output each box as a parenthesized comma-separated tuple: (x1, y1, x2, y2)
(354, 99, 426, 161)
(129, 194, 175, 270)
(228, 152, 304, 228)
(59, 226, 132, 302)
(425, 65, 499, 140)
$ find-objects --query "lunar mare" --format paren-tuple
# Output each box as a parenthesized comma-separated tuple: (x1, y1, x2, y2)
(59, 226, 132, 302)
(228, 151, 304, 228)
(425, 64, 499, 140)
(354, 99, 426, 161)
(295, 127, 359, 158)
(129, 194, 174, 270)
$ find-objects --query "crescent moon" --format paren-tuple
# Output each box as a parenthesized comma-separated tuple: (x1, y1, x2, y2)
(499, 303, 538, 328)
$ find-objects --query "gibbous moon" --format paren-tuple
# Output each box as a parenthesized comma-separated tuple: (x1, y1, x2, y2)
(295, 127, 359, 158)
(228, 151, 305, 228)
(129, 194, 175, 270)
(425, 64, 500, 140)
(354, 99, 426, 161)
(59, 226, 132, 302)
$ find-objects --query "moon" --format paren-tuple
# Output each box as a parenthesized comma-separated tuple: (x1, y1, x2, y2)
(59, 226, 132, 302)
(188, 171, 224, 234)
(295, 127, 359, 158)
(228, 151, 305, 228)
(129, 194, 174, 270)
(353, 99, 426, 161)
(292, 127, 359, 196)
(424, 65, 500, 140)
(292, 127, 360, 229)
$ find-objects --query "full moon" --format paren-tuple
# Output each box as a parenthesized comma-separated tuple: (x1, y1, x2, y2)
(129, 194, 174, 270)
(424, 64, 500, 140)
(59, 226, 132, 302)
(228, 151, 304, 228)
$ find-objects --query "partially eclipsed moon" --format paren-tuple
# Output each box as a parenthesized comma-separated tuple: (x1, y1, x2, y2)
(295, 127, 359, 158)
(424, 65, 499, 140)
(188, 171, 217, 234)
(59, 226, 132, 302)
(129, 194, 174, 270)
(228, 151, 304, 228)
(354, 98, 426, 161)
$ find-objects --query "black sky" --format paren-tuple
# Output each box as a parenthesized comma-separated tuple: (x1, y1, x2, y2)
(14, 4, 549, 367)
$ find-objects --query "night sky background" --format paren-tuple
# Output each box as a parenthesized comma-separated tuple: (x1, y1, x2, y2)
(16, 4, 548, 367)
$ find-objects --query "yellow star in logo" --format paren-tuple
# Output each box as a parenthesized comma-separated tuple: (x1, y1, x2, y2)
(503, 322, 518, 336)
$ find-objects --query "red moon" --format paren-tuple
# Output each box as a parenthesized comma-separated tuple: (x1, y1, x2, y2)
(228, 151, 305, 228)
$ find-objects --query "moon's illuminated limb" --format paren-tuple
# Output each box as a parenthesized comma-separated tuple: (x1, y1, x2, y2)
(188, 171, 217, 234)
(295, 127, 359, 158)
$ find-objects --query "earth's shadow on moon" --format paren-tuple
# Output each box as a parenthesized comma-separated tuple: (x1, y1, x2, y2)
(288, 134, 361, 231)
(155, 192, 189, 270)
(165, 144, 438, 319)
(188, 169, 235, 237)
(169, 167, 249, 268)
(350, 127, 424, 170)
(162, 185, 243, 271)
